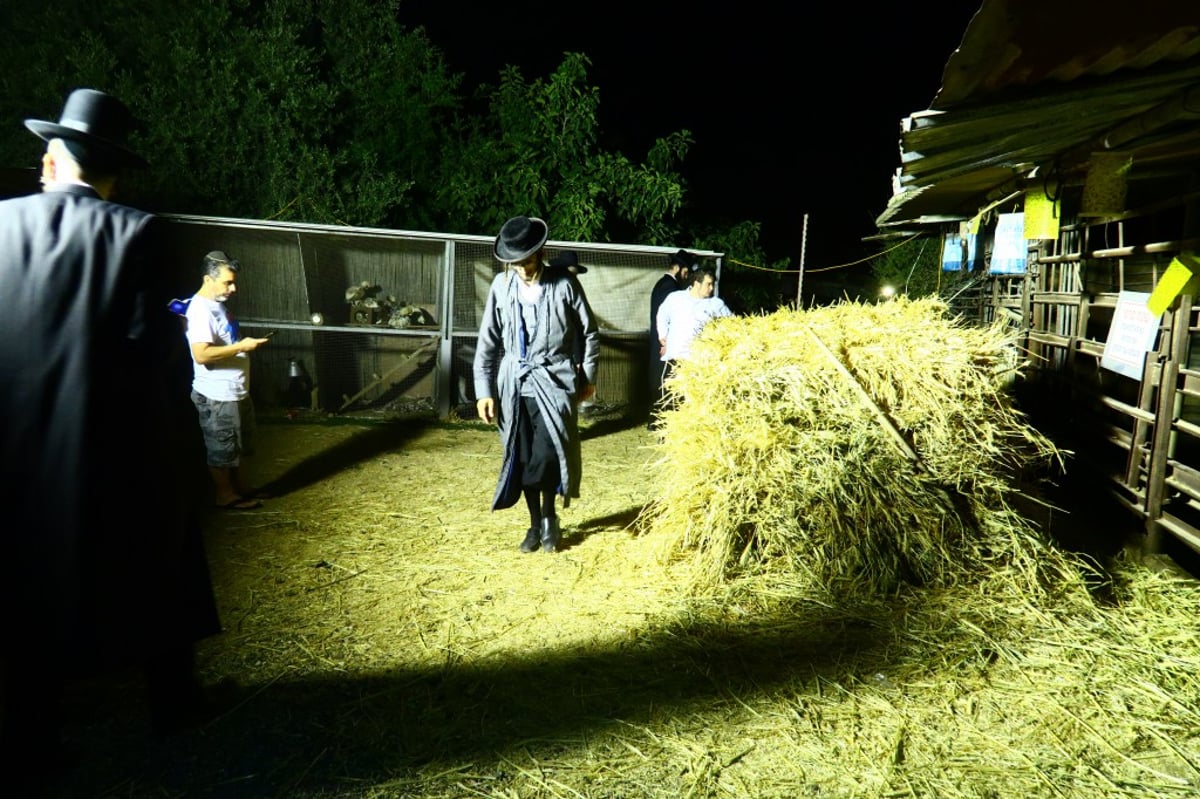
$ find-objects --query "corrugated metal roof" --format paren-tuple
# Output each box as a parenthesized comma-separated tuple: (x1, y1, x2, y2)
(876, 0, 1200, 231)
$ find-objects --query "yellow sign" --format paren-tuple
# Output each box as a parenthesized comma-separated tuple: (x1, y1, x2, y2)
(1147, 255, 1200, 317)
(1023, 189, 1059, 240)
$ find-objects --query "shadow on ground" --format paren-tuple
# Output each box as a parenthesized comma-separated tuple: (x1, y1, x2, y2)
(259, 417, 440, 497)
(47, 598, 898, 799)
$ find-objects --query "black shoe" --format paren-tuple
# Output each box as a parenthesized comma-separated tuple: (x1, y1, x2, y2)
(519, 526, 540, 553)
(540, 517, 561, 553)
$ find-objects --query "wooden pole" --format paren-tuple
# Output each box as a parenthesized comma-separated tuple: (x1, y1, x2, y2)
(795, 213, 809, 308)
(806, 325, 922, 467)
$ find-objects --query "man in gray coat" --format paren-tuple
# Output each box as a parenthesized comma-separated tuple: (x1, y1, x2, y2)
(474, 217, 599, 553)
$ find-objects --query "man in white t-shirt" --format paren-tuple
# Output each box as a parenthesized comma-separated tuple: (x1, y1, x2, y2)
(657, 265, 733, 362)
(655, 265, 734, 414)
(184, 250, 271, 509)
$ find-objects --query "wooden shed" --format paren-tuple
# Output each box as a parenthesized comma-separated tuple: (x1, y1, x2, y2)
(874, 0, 1200, 558)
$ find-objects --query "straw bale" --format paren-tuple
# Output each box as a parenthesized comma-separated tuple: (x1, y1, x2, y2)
(641, 296, 1072, 601)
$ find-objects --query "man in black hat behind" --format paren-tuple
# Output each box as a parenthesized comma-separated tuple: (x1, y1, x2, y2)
(648, 249, 694, 428)
(548, 250, 590, 384)
(0, 88, 224, 772)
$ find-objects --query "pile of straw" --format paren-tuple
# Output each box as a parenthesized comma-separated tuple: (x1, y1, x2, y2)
(642, 296, 1076, 600)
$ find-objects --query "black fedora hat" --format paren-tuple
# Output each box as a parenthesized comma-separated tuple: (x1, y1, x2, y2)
(25, 88, 147, 169)
(669, 249, 695, 269)
(494, 216, 549, 263)
(549, 250, 587, 274)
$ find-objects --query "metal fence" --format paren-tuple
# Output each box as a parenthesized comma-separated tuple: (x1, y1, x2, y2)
(161, 214, 723, 421)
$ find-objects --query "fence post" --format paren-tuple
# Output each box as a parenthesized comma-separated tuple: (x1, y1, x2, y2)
(1144, 293, 1193, 552)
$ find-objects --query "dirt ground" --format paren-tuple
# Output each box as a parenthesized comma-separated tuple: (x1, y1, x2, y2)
(46, 409, 707, 798)
(37, 406, 1196, 799)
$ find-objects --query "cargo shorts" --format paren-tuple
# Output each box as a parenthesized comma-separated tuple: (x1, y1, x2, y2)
(191, 390, 256, 468)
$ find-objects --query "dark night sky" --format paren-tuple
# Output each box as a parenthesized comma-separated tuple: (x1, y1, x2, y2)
(396, 1, 979, 270)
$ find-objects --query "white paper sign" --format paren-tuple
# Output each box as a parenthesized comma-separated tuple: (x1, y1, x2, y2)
(990, 212, 1027, 274)
(1101, 291, 1161, 380)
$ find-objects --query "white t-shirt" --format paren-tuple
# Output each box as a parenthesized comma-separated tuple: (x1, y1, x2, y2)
(657, 290, 733, 362)
(185, 293, 249, 401)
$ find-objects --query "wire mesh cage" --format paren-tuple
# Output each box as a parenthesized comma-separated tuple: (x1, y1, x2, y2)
(161, 214, 723, 421)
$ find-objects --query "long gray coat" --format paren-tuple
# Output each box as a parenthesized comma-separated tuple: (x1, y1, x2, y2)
(473, 266, 599, 510)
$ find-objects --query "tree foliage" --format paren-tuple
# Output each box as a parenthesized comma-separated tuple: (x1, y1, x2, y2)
(0, 0, 779, 300)
(692, 221, 792, 313)
(869, 235, 968, 299)
(436, 53, 693, 245)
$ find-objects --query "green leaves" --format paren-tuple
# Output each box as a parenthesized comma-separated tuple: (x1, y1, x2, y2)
(0, 0, 778, 306)
(869, 236, 971, 300)
(435, 52, 695, 244)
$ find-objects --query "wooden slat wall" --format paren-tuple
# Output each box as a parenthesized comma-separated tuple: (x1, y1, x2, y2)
(951, 189, 1200, 557)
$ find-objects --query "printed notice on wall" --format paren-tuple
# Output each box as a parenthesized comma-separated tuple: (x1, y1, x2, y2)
(1101, 291, 1161, 380)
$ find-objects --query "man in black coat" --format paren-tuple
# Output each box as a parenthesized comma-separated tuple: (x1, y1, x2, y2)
(648, 249, 693, 428)
(0, 88, 223, 773)
(549, 250, 589, 374)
